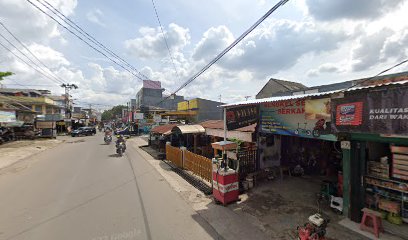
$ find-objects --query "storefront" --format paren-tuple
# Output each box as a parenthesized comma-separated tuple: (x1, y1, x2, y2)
(223, 94, 342, 203)
(332, 82, 408, 237)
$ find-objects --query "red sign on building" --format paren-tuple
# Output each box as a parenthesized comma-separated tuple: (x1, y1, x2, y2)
(336, 102, 363, 126)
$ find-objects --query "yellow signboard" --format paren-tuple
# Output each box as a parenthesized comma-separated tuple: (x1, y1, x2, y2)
(177, 101, 188, 111)
(188, 99, 198, 109)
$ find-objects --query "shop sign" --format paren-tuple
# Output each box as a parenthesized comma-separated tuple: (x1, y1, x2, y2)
(332, 87, 408, 134)
(335, 102, 363, 126)
(135, 113, 144, 120)
(153, 115, 161, 123)
(226, 105, 259, 131)
(260, 98, 337, 141)
(0, 110, 16, 123)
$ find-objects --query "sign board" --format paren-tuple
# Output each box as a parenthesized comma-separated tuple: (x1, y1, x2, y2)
(0, 110, 16, 123)
(153, 115, 161, 123)
(332, 87, 408, 135)
(135, 113, 144, 120)
(36, 121, 55, 129)
(226, 105, 259, 131)
(260, 98, 336, 141)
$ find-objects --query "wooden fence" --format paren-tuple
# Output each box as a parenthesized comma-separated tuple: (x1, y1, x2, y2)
(166, 144, 183, 168)
(184, 150, 212, 183)
(237, 149, 257, 180)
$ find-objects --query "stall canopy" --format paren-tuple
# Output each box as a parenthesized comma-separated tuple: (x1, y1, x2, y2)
(172, 124, 205, 134)
(151, 124, 178, 135)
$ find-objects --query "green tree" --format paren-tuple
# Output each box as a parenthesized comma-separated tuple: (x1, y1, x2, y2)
(101, 105, 126, 121)
(0, 71, 13, 81)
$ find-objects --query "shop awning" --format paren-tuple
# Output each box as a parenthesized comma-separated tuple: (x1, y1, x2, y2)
(151, 123, 178, 134)
(161, 111, 198, 116)
(172, 124, 205, 134)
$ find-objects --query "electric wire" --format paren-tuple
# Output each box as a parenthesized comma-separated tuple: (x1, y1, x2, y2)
(0, 41, 63, 86)
(0, 21, 66, 84)
(25, 0, 145, 81)
(150, 0, 181, 82)
(160, 0, 289, 104)
(0, 32, 64, 85)
(37, 0, 150, 81)
(347, 58, 408, 90)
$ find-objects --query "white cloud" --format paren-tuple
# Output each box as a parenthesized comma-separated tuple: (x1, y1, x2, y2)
(125, 23, 190, 59)
(192, 25, 234, 61)
(86, 8, 105, 27)
(217, 19, 347, 76)
(305, 0, 406, 21)
(0, 0, 77, 44)
(352, 28, 398, 71)
(307, 63, 343, 77)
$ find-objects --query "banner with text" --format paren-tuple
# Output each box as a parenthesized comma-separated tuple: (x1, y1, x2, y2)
(226, 105, 259, 131)
(260, 98, 337, 141)
(332, 87, 408, 134)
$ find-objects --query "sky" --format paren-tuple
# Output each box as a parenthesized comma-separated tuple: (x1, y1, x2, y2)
(0, 0, 408, 109)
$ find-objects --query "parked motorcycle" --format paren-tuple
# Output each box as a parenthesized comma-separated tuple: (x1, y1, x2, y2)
(297, 213, 330, 240)
(104, 135, 112, 144)
(116, 141, 126, 156)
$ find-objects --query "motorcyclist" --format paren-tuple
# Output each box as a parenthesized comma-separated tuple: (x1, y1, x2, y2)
(116, 135, 126, 152)
(105, 127, 112, 136)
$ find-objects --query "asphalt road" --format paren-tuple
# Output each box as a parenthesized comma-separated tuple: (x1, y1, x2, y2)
(0, 133, 220, 240)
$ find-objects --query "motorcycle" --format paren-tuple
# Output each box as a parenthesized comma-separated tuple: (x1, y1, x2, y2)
(116, 141, 126, 157)
(104, 135, 112, 144)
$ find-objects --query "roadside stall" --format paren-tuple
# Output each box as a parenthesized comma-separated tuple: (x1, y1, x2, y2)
(170, 125, 206, 153)
(149, 123, 178, 152)
(332, 81, 408, 238)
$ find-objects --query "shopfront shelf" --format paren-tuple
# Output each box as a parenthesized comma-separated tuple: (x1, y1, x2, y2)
(366, 190, 403, 201)
(365, 176, 408, 194)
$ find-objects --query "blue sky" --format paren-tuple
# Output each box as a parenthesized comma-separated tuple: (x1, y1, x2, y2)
(0, 0, 407, 109)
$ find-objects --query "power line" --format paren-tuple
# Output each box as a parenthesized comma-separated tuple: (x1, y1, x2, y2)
(0, 21, 66, 84)
(160, 0, 289, 104)
(347, 58, 408, 90)
(150, 0, 181, 82)
(25, 0, 145, 82)
(0, 32, 64, 85)
(0, 41, 63, 86)
(37, 0, 150, 81)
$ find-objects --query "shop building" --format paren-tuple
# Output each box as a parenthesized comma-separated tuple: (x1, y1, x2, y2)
(223, 79, 408, 238)
(162, 98, 224, 123)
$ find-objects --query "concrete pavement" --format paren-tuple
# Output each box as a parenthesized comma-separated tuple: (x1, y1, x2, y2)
(0, 133, 220, 240)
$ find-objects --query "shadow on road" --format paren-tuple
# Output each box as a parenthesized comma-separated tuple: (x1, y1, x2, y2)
(108, 154, 120, 158)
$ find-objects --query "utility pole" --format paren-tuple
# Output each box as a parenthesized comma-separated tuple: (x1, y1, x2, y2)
(60, 83, 78, 119)
(219, 94, 222, 120)
(245, 96, 251, 101)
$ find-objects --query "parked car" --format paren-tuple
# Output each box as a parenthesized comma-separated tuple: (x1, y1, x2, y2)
(71, 127, 96, 137)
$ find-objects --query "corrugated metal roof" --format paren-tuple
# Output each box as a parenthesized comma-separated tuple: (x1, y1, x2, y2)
(151, 124, 178, 134)
(199, 120, 256, 132)
(222, 80, 408, 107)
(172, 124, 205, 134)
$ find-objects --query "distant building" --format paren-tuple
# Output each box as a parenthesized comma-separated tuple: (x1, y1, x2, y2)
(256, 71, 408, 98)
(0, 88, 62, 117)
(135, 80, 184, 111)
(162, 98, 224, 123)
(256, 78, 307, 99)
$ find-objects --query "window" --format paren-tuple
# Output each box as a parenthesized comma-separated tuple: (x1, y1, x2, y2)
(35, 105, 42, 113)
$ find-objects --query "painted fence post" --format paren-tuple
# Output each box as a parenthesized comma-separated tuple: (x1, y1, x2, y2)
(180, 146, 187, 169)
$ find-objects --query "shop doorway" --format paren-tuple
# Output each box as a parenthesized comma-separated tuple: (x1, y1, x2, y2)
(354, 140, 408, 237)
